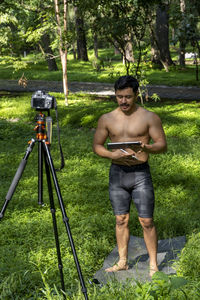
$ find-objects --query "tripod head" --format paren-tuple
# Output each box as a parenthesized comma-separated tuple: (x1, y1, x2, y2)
(31, 90, 56, 143)
(34, 112, 52, 144)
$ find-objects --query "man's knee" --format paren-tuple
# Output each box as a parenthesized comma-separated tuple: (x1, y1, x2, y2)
(116, 214, 129, 227)
(139, 217, 154, 230)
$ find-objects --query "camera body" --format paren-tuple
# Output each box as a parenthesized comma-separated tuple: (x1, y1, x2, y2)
(31, 91, 55, 111)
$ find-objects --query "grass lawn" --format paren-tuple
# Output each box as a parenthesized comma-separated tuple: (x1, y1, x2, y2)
(0, 49, 200, 87)
(0, 93, 200, 299)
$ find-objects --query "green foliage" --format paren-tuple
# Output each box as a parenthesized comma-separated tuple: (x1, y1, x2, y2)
(169, 0, 199, 46)
(150, 272, 188, 299)
(1, 0, 200, 87)
(0, 56, 28, 71)
(91, 57, 105, 72)
(1, 49, 200, 86)
(0, 93, 200, 298)
(151, 93, 160, 102)
(175, 232, 200, 280)
(0, 3, 30, 57)
(70, 272, 191, 300)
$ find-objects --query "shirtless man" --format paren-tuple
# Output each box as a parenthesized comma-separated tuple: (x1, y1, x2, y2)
(93, 75, 167, 277)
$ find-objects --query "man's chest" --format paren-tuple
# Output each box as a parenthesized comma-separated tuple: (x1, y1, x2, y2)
(107, 118, 149, 140)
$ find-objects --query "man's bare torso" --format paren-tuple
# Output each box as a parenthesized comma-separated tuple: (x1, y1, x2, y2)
(104, 105, 152, 166)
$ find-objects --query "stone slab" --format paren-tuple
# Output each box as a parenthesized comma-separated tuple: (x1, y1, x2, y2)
(94, 235, 186, 284)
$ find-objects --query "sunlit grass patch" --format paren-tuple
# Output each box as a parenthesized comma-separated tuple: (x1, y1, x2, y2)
(1, 49, 200, 86)
(0, 93, 200, 298)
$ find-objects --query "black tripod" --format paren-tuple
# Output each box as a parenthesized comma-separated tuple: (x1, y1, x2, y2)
(0, 112, 88, 300)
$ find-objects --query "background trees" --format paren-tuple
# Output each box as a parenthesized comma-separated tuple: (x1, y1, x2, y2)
(0, 0, 200, 97)
(151, 1, 174, 72)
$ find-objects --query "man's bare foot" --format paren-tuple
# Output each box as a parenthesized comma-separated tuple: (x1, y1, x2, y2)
(105, 260, 128, 272)
(149, 265, 158, 278)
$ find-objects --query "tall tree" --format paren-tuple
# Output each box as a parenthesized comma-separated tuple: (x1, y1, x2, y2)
(0, 1, 59, 72)
(150, 34, 163, 68)
(95, 0, 154, 75)
(179, 0, 186, 66)
(54, 0, 69, 105)
(170, 0, 200, 68)
(151, 1, 174, 71)
(93, 31, 98, 59)
(40, 33, 58, 71)
(0, 3, 26, 57)
(74, 6, 88, 61)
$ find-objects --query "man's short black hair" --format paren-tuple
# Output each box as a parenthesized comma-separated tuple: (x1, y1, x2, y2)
(114, 75, 139, 93)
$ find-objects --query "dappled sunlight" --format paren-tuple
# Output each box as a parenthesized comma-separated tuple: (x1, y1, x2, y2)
(144, 101, 200, 138)
(1, 93, 200, 298)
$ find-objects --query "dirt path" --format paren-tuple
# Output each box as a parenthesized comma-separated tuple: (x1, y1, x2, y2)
(0, 79, 200, 100)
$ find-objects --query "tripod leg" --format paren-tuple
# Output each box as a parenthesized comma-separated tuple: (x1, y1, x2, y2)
(0, 139, 36, 220)
(38, 141, 43, 205)
(42, 141, 88, 300)
(43, 150, 66, 296)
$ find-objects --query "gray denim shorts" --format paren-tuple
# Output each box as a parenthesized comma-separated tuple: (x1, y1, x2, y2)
(109, 162, 155, 218)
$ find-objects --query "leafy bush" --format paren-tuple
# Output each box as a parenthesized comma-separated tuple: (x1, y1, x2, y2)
(175, 232, 200, 280)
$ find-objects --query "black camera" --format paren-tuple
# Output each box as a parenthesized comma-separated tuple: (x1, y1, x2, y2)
(31, 91, 55, 111)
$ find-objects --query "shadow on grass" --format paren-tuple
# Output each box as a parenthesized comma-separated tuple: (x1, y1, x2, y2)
(1, 97, 200, 239)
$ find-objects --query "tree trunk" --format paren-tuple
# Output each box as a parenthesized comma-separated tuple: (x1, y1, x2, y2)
(149, 10, 163, 67)
(124, 34, 134, 63)
(155, 2, 174, 71)
(72, 43, 77, 60)
(150, 34, 163, 68)
(94, 32, 98, 59)
(60, 51, 68, 102)
(40, 33, 58, 71)
(179, 0, 186, 66)
(54, 0, 68, 105)
(74, 6, 88, 61)
(125, 42, 134, 63)
(114, 46, 121, 55)
(9, 23, 19, 56)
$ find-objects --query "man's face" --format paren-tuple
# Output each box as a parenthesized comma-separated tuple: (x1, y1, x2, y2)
(115, 87, 138, 113)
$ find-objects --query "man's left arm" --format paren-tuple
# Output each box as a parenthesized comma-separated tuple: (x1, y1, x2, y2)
(141, 113, 167, 154)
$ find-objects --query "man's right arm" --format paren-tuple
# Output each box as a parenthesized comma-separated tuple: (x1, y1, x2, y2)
(93, 115, 113, 159)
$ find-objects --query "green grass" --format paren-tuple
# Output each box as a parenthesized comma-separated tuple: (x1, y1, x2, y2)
(0, 49, 200, 86)
(0, 93, 200, 298)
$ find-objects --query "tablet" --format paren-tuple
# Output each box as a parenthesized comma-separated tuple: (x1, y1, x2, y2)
(107, 141, 142, 150)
